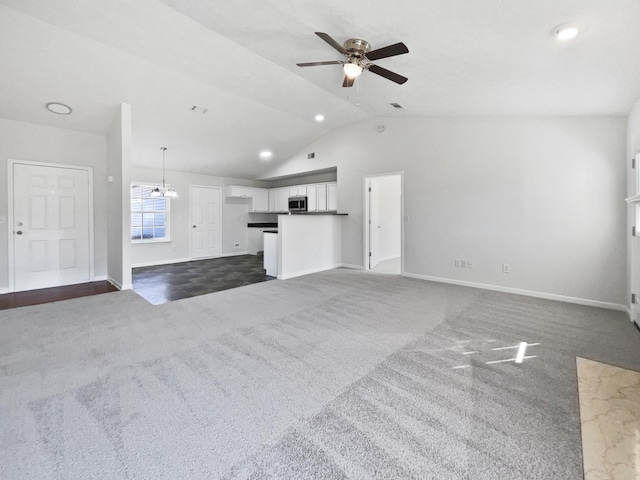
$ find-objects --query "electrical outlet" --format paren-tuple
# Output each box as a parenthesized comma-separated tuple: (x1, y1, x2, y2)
(461, 260, 468, 268)
(234, 243, 240, 248)
(502, 263, 510, 273)
(468, 261, 473, 269)
(454, 259, 460, 267)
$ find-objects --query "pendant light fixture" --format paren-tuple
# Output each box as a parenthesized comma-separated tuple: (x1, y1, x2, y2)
(151, 147, 178, 198)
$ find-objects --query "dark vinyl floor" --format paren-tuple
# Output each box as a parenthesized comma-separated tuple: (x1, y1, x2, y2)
(133, 254, 274, 305)
(0, 281, 119, 310)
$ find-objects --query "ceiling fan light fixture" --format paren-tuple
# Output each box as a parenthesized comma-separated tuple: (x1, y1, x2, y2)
(343, 61, 363, 78)
(259, 150, 273, 159)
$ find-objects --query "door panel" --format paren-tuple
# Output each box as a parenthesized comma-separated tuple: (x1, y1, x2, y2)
(191, 186, 221, 259)
(13, 163, 91, 291)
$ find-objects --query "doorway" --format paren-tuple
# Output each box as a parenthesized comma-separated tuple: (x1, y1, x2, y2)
(190, 185, 222, 259)
(8, 160, 94, 292)
(364, 172, 403, 274)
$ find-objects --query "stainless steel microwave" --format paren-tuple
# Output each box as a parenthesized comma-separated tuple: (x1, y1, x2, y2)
(288, 196, 307, 212)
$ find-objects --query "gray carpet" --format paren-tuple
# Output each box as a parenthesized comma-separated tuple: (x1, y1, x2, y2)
(1, 269, 639, 479)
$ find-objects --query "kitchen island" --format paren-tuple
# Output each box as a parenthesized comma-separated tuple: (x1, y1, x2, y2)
(264, 212, 346, 280)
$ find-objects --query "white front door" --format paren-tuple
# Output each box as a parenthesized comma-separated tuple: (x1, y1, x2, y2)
(369, 182, 380, 269)
(12, 163, 91, 291)
(191, 186, 221, 259)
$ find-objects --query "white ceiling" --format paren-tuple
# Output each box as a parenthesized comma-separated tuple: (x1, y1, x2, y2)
(1, 0, 639, 179)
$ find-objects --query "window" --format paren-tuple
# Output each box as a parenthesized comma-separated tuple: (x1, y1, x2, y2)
(131, 184, 170, 242)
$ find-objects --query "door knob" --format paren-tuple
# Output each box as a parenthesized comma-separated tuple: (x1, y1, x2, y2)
(16, 230, 23, 235)
(193, 225, 197, 228)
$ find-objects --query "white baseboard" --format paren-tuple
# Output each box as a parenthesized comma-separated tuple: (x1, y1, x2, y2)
(107, 276, 127, 291)
(221, 251, 249, 257)
(278, 264, 341, 280)
(92, 275, 108, 282)
(340, 263, 364, 270)
(402, 272, 627, 312)
(0, 287, 9, 294)
(132, 257, 191, 268)
(379, 255, 401, 262)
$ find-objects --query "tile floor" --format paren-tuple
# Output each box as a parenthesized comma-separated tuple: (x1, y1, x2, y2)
(371, 256, 401, 274)
(577, 357, 640, 479)
(0, 281, 118, 310)
(133, 254, 274, 305)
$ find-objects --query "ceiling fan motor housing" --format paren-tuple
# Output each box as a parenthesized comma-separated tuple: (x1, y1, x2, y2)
(343, 38, 371, 58)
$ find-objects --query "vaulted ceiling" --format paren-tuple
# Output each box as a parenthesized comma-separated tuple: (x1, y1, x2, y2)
(1, 0, 639, 179)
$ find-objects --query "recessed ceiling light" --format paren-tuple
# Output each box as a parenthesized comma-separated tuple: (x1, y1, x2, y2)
(259, 151, 272, 159)
(315, 114, 325, 122)
(553, 23, 582, 41)
(46, 102, 72, 115)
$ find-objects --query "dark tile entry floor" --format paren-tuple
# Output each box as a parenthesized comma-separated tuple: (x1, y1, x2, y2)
(0, 281, 119, 310)
(133, 254, 274, 305)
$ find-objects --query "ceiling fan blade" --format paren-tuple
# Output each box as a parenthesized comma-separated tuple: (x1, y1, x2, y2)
(297, 61, 344, 67)
(342, 75, 355, 88)
(368, 64, 408, 84)
(365, 42, 409, 61)
(315, 32, 347, 55)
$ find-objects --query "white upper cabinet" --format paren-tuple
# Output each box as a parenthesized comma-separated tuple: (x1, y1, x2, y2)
(268, 189, 280, 212)
(327, 183, 337, 211)
(288, 186, 308, 197)
(306, 185, 317, 211)
(249, 182, 336, 213)
(252, 188, 269, 212)
(316, 184, 327, 211)
(225, 185, 253, 198)
(281, 188, 290, 211)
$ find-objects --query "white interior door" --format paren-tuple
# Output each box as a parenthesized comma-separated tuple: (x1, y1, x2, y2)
(369, 183, 380, 269)
(13, 163, 91, 291)
(191, 186, 221, 259)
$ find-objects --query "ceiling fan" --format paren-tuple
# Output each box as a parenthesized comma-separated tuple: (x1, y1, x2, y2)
(297, 32, 409, 88)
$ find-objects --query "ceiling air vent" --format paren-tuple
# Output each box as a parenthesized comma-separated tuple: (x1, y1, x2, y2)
(390, 102, 405, 109)
(308, 153, 315, 159)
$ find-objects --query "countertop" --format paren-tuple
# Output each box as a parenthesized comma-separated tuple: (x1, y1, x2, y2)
(276, 211, 348, 216)
(247, 222, 278, 228)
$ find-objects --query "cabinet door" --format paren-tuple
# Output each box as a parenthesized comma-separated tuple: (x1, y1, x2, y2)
(252, 188, 268, 211)
(281, 188, 290, 211)
(268, 189, 278, 212)
(306, 185, 317, 211)
(288, 187, 298, 197)
(247, 228, 260, 255)
(316, 184, 327, 211)
(241, 187, 253, 198)
(297, 186, 307, 196)
(225, 185, 242, 197)
(327, 183, 337, 211)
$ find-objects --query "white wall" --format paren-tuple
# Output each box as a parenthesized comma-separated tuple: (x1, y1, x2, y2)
(106, 103, 132, 289)
(0, 118, 107, 292)
(129, 167, 267, 266)
(264, 116, 627, 307)
(371, 175, 401, 261)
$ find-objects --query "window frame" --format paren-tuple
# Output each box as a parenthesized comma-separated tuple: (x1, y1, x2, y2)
(130, 182, 171, 244)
